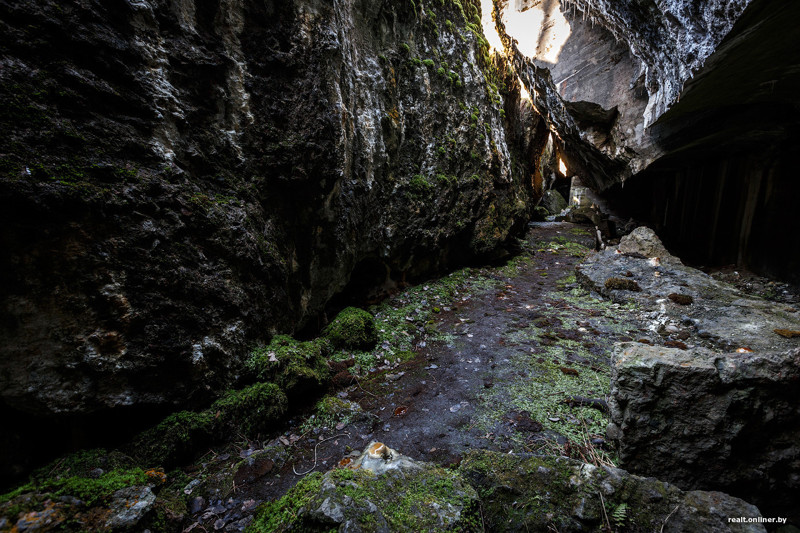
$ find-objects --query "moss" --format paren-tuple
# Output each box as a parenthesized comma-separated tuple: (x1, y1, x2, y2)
(249, 465, 478, 532)
(300, 396, 363, 433)
(459, 451, 587, 531)
(475, 341, 611, 446)
(569, 227, 593, 236)
(247, 335, 332, 390)
(50, 469, 154, 506)
(34, 448, 138, 481)
(129, 410, 216, 467)
(247, 471, 325, 532)
(1, 449, 146, 523)
(212, 382, 289, 435)
(130, 383, 288, 467)
(2, 467, 154, 510)
(323, 307, 378, 350)
(422, 58, 435, 67)
(370, 266, 498, 361)
(407, 173, 434, 196)
(604, 277, 641, 292)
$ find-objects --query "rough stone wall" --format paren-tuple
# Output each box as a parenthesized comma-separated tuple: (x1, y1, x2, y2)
(0, 0, 542, 477)
(609, 344, 800, 524)
(494, 0, 752, 187)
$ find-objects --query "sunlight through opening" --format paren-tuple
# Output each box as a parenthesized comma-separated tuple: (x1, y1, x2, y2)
(500, 0, 571, 64)
(480, 0, 505, 54)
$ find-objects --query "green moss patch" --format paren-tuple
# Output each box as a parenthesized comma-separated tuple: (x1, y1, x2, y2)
(323, 307, 378, 350)
(369, 267, 498, 361)
(299, 396, 366, 433)
(129, 382, 288, 467)
(248, 465, 478, 532)
(247, 335, 331, 391)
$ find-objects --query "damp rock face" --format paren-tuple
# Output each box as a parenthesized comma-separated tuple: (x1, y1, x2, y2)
(608, 343, 800, 525)
(0, 0, 542, 477)
(580, 228, 800, 521)
(494, 0, 758, 188)
(248, 445, 766, 533)
(462, 450, 764, 532)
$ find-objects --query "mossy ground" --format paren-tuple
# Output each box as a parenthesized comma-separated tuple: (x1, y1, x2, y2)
(248, 464, 479, 532)
(0, 448, 168, 531)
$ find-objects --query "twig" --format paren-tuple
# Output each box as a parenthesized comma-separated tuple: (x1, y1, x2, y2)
(48, 458, 66, 477)
(564, 395, 609, 413)
(292, 433, 351, 476)
(598, 491, 611, 532)
(660, 504, 680, 533)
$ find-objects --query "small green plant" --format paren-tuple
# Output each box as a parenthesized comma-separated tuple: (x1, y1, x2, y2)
(422, 59, 435, 67)
(612, 502, 629, 528)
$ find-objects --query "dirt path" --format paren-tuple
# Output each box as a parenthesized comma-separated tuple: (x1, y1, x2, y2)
(344, 221, 645, 465)
(183, 222, 655, 531)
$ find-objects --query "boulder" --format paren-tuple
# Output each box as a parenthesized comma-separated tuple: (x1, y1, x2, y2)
(323, 307, 378, 351)
(608, 343, 800, 524)
(617, 226, 682, 265)
(539, 190, 568, 215)
(105, 486, 156, 530)
(460, 450, 765, 532)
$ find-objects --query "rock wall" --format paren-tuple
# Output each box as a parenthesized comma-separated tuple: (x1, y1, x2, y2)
(0, 0, 542, 478)
(609, 344, 800, 525)
(493, 0, 754, 188)
(603, 0, 800, 283)
(496, 0, 800, 283)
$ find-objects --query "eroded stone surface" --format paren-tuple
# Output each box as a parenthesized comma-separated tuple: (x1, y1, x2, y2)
(577, 228, 800, 353)
(105, 486, 156, 529)
(256, 442, 478, 532)
(608, 343, 800, 524)
(463, 450, 766, 532)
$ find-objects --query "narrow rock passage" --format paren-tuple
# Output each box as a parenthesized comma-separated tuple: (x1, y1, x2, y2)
(345, 221, 643, 466)
(243, 223, 646, 503)
(178, 222, 647, 531)
(176, 220, 799, 531)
